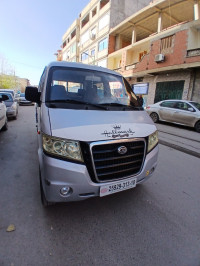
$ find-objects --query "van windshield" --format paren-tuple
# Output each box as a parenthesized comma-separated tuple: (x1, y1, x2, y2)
(46, 67, 141, 110)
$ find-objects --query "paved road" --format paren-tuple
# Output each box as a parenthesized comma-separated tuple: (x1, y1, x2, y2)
(156, 122, 200, 158)
(0, 106, 200, 266)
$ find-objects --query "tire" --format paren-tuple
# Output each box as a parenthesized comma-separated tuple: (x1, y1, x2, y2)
(39, 167, 52, 207)
(150, 112, 159, 123)
(2, 118, 8, 131)
(14, 109, 18, 120)
(195, 120, 200, 133)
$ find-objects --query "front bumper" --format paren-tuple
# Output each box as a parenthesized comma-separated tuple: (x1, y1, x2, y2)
(7, 110, 16, 117)
(19, 100, 33, 105)
(39, 145, 159, 203)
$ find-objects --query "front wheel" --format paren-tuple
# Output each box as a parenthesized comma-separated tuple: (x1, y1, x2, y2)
(2, 118, 8, 131)
(150, 112, 159, 123)
(195, 121, 200, 133)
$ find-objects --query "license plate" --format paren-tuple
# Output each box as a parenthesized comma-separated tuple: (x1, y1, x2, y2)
(100, 177, 137, 197)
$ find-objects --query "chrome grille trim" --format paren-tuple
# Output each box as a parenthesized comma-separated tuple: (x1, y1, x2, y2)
(89, 138, 146, 183)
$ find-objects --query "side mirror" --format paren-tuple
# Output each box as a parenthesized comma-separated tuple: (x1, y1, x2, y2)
(25, 86, 40, 104)
(0, 94, 9, 102)
(188, 107, 195, 112)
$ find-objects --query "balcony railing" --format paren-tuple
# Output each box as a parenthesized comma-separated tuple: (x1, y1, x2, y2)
(113, 67, 122, 73)
(125, 63, 136, 70)
(187, 48, 200, 57)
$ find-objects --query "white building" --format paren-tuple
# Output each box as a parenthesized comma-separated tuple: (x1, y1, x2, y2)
(59, 0, 152, 67)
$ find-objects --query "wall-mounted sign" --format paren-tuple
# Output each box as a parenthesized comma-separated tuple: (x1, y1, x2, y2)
(132, 83, 149, 95)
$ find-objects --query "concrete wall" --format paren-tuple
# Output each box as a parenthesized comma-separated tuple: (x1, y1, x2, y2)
(110, 0, 152, 28)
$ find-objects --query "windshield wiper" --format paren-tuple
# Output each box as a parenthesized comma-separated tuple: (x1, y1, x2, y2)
(46, 99, 108, 110)
(101, 102, 142, 110)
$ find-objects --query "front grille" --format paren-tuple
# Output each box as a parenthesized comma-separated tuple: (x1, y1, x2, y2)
(90, 139, 145, 182)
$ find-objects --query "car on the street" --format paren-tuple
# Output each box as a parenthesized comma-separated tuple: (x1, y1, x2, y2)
(146, 99, 200, 132)
(0, 89, 20, 102)
(0, 92, 18, 119)
(0, 94, 9, 131)
(19, 92, 33, 105)
(0, 89, 16, 97)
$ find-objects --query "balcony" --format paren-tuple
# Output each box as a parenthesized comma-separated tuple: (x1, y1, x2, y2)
(187, 48, 200, 57)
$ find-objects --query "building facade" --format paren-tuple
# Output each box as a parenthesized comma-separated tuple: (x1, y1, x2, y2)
(58, 0, 152, 67)
(107, 0, 200, 104)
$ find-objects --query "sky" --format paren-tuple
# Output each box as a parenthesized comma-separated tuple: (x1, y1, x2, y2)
(0, 0, 89, 85)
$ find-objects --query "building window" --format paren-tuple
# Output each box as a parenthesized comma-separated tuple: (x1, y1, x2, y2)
(92, 7, 97, 17)
(91, 49, 95, 56)
(81, 51, 89, 61)
(90, 27, 96, 40)
(71, 57, 76, 62)
(70, 43, 76, 54)
(99, 12, 110, 31)
(97, 58, 107, 68)
(98, 37, 108, 51)
(63, 41, 66, 48)
(81, 13, 89, 28)
(161, 35, 174, 52)
(66, 50, 70, 60)
(81, 30, 89, 45)
(137, 77, 144, 82)
(71, 29, 76, 39)
(100, 0, 109, 9)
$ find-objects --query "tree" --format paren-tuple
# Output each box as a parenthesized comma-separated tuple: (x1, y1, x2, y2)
(0, 55, 19, 89)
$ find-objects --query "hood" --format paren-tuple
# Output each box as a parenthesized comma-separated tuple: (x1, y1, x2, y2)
(5, 101, 13, 107)
(48, 109, 156, 141)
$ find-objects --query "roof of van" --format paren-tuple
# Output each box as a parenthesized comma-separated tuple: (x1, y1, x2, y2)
(47, 61, 121, 76)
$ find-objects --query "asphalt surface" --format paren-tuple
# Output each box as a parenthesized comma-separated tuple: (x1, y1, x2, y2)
(156, 122, 200, 158)
(0, 106, 200, 266)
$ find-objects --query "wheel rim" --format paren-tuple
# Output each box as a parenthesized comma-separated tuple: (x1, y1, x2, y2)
(151, 113, 158, 122)
(195, 122, 200, 132)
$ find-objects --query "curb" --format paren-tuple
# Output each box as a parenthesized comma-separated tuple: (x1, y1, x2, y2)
(159, 140, 200, 159)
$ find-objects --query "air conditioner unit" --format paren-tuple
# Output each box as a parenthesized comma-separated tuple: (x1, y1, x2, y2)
(155, 54, 165, 62)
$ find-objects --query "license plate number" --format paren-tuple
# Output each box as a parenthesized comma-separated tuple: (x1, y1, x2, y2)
(100, 177, 137, 197)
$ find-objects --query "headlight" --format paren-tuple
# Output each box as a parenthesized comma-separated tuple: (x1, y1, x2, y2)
(147, 131, 158, 153)
(9, 104, 15, 111)
(42, 134, 83, 162)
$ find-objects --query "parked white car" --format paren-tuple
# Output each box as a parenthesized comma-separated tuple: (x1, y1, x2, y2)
(146, 99, 200, 132)
(0, 94, 9, 131)
(0, 92, 18, 119)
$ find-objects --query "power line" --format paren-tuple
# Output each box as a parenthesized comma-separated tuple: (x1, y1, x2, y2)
(10, 60, 43, 70)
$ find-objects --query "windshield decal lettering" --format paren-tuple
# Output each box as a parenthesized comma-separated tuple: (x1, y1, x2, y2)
(101, 125, 135, 138)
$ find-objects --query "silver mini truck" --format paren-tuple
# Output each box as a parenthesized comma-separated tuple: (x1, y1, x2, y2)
(25, 62, 159, 206)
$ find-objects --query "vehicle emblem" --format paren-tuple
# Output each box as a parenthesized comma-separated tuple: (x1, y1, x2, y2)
(118, 146, 127, 155)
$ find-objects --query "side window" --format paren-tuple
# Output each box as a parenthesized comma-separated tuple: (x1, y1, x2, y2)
(38, 67, 47, 92)
(160, 101, 175, 108)
(68, 82, 82, 93)
(174, 102, 191, 111)
(96, 83, 104, 98)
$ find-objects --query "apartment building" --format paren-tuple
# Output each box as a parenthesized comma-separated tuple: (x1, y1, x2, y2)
(107, 0, 200, 104)
(59, 0, 152, 67)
